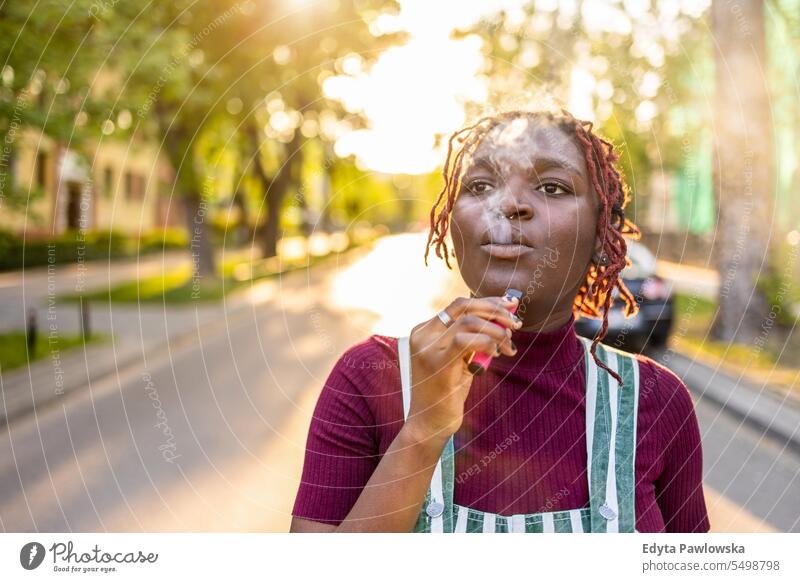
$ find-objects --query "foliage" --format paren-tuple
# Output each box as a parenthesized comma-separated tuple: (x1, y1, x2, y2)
(757, 242, 800, 327)
(0, 228, 187, 271)
(457, 3, 711, 219)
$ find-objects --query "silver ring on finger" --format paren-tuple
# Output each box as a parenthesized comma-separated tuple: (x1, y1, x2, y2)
(436, 309, 455, 328)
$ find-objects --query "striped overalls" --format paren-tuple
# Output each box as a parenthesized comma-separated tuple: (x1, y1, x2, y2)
(396, 335, 641, 533)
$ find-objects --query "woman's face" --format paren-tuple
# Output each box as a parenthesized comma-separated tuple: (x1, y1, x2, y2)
(450, 117, 601, 322)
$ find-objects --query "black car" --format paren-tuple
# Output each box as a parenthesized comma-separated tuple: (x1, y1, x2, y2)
(575, 241, 673, 352)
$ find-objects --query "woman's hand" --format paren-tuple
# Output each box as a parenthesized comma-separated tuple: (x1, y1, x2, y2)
(293, 295, 521, 533)
(404, 295, 521, 444)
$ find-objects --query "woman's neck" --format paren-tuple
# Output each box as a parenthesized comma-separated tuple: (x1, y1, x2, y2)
(516, 304, 574, 333)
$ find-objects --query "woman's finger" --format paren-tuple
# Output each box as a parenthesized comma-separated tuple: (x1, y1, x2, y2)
(443, 296, 521, 331)
(451, 314, 510, 346)
(450, 331, 504, 362)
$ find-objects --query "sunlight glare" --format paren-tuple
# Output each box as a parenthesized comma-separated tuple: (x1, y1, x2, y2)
(328, 233, 467, 336)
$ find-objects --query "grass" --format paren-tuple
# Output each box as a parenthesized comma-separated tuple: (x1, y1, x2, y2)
(670, 293, 800, 399)
(60, 236, 375, 304)
(66, 265, 242, 303)
(0, 332, 102, 373)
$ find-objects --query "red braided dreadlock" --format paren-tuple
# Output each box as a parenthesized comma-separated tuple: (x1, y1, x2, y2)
(424, 109, 641, 385)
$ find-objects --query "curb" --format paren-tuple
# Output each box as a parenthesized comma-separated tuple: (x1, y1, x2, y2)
(648, 347, 800, 454)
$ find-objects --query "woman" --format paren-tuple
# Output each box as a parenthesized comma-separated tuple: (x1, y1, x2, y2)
(290, 108, 710, 533)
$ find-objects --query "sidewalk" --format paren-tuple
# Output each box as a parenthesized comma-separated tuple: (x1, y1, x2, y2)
(0, 250, 189, 332)
(657, 258, 800, 318)
(649, 346, 800, 453)
(656, 259, 719, 300)
(652, 259, 800, 452)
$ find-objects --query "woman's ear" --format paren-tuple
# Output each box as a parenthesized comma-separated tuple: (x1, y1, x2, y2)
(591, 238, 608, 266)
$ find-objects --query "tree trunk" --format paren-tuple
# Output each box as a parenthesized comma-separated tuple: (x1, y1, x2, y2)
(0, 147, 16, 208)
(710, 0, 774, 343)
(156, 109, 218, 280)
(249, 123, 303, 258)
(293, 151, 311, 237)
(260, 185, 283, 258)
(232, 190, 249, 247)
(184, 194, 217, 279)
(319, 143, 334, 232)
(50, 144, 66, 235)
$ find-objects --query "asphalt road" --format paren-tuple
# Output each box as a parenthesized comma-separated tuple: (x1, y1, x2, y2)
(691, 386, 800, 532)
(0, 233, 797, 532)
(0, 247, 373, 532)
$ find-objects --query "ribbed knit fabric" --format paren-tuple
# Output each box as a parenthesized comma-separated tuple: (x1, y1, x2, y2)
(292, 315, 710, 532)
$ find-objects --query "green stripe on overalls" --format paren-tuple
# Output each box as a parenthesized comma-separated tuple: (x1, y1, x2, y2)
(614, 349, 638, 532)
(587, 339, 612, 532)
(398, 333, 640, 533)
(583, 337, 640, 533)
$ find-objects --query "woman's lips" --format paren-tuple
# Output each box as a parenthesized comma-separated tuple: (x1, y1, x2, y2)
(481, 243, 534, 259)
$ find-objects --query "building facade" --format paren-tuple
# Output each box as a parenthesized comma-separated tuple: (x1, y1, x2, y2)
(0, 127, 177, 238)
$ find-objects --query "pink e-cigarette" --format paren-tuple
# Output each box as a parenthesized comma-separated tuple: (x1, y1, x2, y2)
(467, 288, 523, 375)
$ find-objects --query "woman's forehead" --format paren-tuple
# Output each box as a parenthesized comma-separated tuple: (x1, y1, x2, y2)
(469, 117, 586, 176)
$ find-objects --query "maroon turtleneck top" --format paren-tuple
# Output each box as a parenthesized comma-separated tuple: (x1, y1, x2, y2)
(292, 315, 710, 532)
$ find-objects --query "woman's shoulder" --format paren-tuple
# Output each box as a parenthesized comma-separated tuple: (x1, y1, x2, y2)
(596, 343, 694, 414)
(595, 347, 702, 456)
(327, 334, 401, 396)
(335, 334, 399, 369)
(597, 343, 688, 395)
(634, 353, 690, 399)
(624, 350, 699, 431)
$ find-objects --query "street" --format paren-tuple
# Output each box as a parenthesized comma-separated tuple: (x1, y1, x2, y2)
(0, 234, 798, 532)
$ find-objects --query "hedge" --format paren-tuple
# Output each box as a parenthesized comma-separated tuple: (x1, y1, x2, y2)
(0, 228, 188, 271)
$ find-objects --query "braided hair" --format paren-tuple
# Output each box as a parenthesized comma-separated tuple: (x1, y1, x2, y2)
(424, 109, 641, 385)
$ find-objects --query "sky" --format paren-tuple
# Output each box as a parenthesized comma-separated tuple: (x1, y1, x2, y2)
(322, 0, 711, 175)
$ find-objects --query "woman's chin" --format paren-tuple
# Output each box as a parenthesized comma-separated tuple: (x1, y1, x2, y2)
(470, 276, 528, 298)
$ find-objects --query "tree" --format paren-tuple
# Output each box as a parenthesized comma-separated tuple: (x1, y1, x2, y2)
(709, 0, 774, 342)
(221, 0, 397, 257)
(458, 3, 708, 221)
(0, 0, 113, 216)
(112, 0, 261, 278)
(115, 0, 398, 273)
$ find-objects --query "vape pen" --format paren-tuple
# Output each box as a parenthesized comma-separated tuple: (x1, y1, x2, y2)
(467, 288, 523, 375)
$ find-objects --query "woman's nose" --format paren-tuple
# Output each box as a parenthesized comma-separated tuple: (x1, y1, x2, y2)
(498, 183, 533, 221)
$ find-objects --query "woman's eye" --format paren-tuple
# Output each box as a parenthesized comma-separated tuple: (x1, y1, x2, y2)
(538, 182, 569, 196)
(466, 180, 493, 194)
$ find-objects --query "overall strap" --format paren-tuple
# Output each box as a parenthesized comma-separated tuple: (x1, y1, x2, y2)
(580, 337, 640, 533)
(397, 336, 455, 533)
